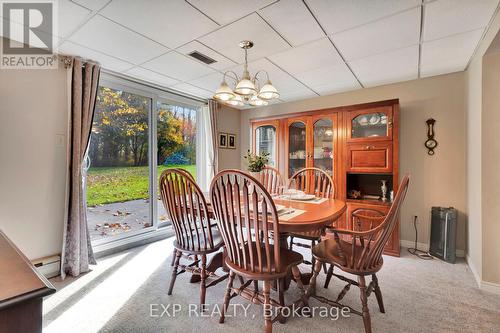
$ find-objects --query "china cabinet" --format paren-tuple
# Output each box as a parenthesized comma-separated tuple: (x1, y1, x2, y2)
(251, 99, 400, 256)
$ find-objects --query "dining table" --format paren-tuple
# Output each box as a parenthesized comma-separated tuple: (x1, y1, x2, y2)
(195, 193, 347, 289)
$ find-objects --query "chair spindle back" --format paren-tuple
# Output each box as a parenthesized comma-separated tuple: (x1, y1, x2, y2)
(256, 166, 283, 195)
(159, 169, 215, 252)
(289, 167, 335, 198)
(210, 170, 281, 274)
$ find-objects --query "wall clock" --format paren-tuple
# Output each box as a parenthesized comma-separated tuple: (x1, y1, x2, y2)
(425, 118, 438, 155)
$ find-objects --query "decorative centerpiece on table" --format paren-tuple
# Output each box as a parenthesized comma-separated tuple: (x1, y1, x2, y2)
(243, 150, 269, 178)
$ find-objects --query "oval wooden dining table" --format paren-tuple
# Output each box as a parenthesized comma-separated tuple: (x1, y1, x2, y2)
(201, 196, 347, 287)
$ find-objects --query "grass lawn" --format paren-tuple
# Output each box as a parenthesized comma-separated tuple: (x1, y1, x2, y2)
(86, 165, 196, 206)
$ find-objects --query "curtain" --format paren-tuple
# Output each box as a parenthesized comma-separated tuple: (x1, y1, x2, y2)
(61, 57, 101, 278)
(197, 99, 219, 191)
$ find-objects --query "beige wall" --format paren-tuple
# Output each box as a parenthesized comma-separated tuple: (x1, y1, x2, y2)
(217, 105, 241, 170)
(481, 52, 500, 285)
(240, 73, 467, 251)
(0, 67, 69, 260)
(465, 51, 484, 279)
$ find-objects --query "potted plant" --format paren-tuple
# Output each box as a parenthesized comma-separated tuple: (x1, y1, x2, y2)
(243, 150, 269, 177)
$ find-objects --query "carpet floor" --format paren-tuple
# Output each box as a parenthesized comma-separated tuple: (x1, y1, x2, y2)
(44, 237, 500, 333)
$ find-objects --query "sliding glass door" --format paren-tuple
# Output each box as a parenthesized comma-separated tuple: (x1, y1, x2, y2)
(85, 75, 202, 247)
(156, 101, 197, 227)
(86, 86, 153, 243)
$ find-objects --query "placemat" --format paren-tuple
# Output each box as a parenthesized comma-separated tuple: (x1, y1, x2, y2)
(278, 208, 305, 221)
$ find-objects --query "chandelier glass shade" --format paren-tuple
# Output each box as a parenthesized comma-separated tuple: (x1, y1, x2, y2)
(214, 41, 279, 107)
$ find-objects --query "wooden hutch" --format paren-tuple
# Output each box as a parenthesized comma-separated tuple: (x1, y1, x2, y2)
(251, 99, 400, 256)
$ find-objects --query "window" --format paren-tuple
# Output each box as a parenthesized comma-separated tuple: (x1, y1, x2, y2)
(85, 75, 203, 245)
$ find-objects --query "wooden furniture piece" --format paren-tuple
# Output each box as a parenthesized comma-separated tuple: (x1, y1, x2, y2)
(251, 99, 400, 256)
(303, 175, 409, 333)
(256, 166, 283, 195)
(0, 230, 55, 333)
(287, 167, 335, 273)
(210, 170, 305, 333)
(159, 169, 227, 308)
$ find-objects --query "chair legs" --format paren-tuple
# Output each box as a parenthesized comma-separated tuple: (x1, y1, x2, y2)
(263, 280, 272, 333)
(372, 274, 385, 313)
(324, 264, 334, 289)
(358, 276, 372, 333)
(168, 250, 182, 295)
(220, 271, 235, 324)
(200, 254, 207, 310)
(170, 249, 177, 266)
(277, 278, 286, 324)
(289, 236, 294, 251)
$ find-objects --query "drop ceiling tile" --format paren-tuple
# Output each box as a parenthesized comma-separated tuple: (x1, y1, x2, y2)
(305, 0, 421, 34)
(188, 72, 225, 92)
(69, 15, 168, 64)
(295, 63, 361, 95)
(349, 45, 418, 87)
(176, 41, 237, 70)
(423, 0, 498, 42)
(171, 83, 212, 99)
(142, 51, 214, 81)
(421, 29, 484, 77)
(100, 0, 218, 49)
(198, 13, 291, 63)
(59, 41, 134, 72)
(71, 0, 110, 11)
(125, 67, 180, 87)
(332, 7, 420, 61)
(259, 0, 325, 46)
(228, 58, 317, 97)
(57, 0, 92, 37)
(187, 0, 276, 25)
(267, 38, 344, 74)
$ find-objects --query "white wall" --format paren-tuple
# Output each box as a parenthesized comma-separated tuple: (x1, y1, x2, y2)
(240, 73, 467, 252)
(0, 67, 69, 260)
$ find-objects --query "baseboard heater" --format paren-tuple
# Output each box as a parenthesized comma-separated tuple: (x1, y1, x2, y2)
(429, 207, 457, 263)
(32, 255, 60, 278)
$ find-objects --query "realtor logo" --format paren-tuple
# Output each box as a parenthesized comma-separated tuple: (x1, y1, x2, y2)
(1, 1, 57, 68)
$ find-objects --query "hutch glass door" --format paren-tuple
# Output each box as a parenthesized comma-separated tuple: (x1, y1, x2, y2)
(288, 121, 307, 177)
(312, 118, 334, 176)
(349, 107, 392, 141)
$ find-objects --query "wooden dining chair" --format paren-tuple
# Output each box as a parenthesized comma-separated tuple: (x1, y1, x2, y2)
(164, 168, 196, 267)
(287, 167, 335, 273)
(210, 170, 304, 333)
(255, 166, 283, 195)
(304, 175, 409, 333)
(159, 169, 227, 308)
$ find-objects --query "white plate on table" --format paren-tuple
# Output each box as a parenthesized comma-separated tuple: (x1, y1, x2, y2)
(290, 194, 316, 201)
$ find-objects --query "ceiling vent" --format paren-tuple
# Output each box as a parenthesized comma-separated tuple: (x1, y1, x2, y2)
(188, 51, 216, 65)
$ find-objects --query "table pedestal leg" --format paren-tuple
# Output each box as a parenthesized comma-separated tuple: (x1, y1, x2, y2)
(190, 248, 227, 283)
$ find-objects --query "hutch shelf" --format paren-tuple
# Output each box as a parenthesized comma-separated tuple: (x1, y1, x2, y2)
(251, 99, 400, 256)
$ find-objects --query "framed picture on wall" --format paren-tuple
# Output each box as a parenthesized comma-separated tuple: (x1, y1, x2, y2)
(219, 133, 228, 148)
(228, 134, 236, 149)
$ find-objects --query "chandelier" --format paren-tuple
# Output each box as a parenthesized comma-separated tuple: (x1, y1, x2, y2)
(213, 41, 279, 107)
